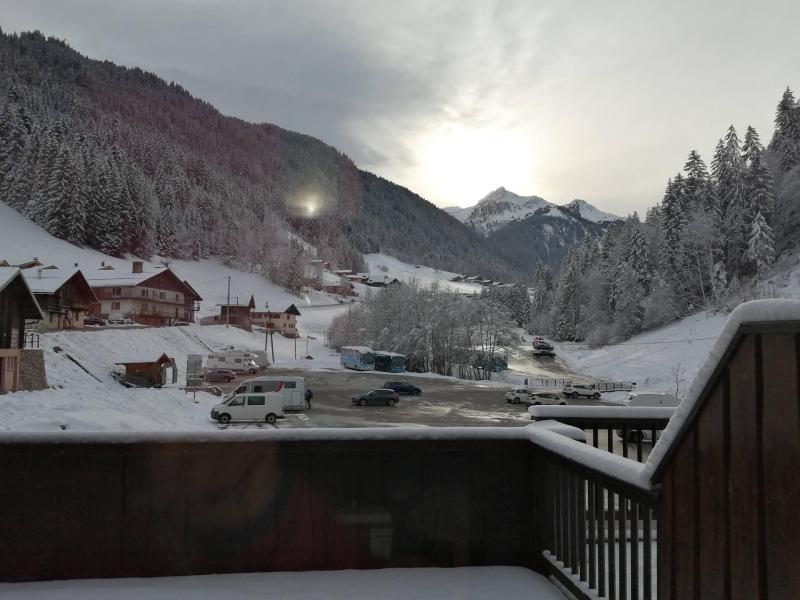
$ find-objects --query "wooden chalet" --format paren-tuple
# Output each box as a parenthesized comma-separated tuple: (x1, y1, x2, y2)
(114, 353, 178, 388)
(23, 269, 98, 330)
(251, 303, 302, 337)
(0, 268, 43, 394)
(86, 262, 202, 326)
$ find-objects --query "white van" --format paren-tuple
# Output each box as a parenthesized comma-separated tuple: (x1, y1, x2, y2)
(230, 376, 309, 412)
(210, 393, 285, 424)
(206, 352, 260, 374)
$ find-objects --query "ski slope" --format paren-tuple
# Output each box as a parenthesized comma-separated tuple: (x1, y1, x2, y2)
(364, 253, 485, 292)
(555, 311, 728, 396)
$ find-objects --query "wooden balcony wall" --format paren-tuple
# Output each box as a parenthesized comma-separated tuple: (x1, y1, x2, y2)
(656, 325, 800, 600)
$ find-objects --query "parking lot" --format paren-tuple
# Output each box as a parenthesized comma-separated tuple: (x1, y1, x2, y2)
(211, 369, 621, 429)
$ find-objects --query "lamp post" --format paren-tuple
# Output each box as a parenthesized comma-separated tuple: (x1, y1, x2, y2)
(265, 302, 275, 363)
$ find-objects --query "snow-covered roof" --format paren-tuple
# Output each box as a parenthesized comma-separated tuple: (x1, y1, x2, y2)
(0, 267, 20, 293)
(341, 346, 374, 354)
(22, 268, 92, 295)
(321, 272, 344, 285)
(114, 353, 173, 365)
(374, 351, 405, 357)
(83, 269, 165, 287)
(0, 267, 45, 319)
(643, 299, 800, 483)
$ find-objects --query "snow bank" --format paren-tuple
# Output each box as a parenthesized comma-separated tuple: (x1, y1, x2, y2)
(0, 567, 565, 600)
(526, 420, 586, 441)
(642, 299, 800, 482)
(529, 405, 676, 420)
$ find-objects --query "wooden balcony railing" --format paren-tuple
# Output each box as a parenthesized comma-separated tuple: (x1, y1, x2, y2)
(530, 405, 675, 462)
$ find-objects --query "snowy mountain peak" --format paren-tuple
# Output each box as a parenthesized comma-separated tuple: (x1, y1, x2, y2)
(561, 199, 621, 224)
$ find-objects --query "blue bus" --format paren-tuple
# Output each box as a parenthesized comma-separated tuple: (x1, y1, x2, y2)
(340, 346, 376, 371)
(374, 351, 406, 373)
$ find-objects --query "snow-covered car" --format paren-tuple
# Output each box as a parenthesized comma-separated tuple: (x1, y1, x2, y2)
(532, 349, 556, 358)
(526, 392, 567, 406)
(83, 316, 106, 326)
(505, 387, 531, 404)
(562, 384, 601, 399)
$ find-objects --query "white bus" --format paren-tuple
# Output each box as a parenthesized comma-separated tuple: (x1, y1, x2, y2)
(340, 346, 376, 371)
(230, 375, 309, 411)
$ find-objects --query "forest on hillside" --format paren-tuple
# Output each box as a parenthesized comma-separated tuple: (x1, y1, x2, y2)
(0, 29, 516, 289)
(534, 88, 800, 345)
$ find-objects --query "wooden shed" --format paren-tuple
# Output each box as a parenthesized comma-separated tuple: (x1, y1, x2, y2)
(114, 353, 178, 388)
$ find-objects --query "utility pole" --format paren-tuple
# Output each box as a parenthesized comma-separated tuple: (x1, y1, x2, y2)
(225, 276, 231, 327)
(294, 336, 297, 360)
(306, 334, 309, 356)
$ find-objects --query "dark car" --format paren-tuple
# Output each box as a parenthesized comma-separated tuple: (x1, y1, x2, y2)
(352, 389, 400, 406)
(83, 316, 106, 326)
(383, 381, 421, 395)
(533, 341, 554, 351)
(205, 369, 237, 383)
(533, 349, 556, 358)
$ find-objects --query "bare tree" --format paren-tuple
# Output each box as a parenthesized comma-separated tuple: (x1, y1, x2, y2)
(671, 362, 687, 398)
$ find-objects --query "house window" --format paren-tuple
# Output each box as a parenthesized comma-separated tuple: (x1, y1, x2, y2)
(111, 302, 121, 310)
(7, 357, 17, 371)
(175, 293, 180, 301)
(159, 292, 165, 300)
(112, 287, 122, 296)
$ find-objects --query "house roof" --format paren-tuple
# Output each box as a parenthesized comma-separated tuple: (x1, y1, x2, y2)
(114, 353, 173, 365)
(284, 304, 301, 316)
(83, 267, 200, 300)
(0, 268, 45, 320)
(23, 269, 99, 302)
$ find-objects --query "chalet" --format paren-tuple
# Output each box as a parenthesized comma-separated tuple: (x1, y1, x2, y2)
(302, 259, 325, 289)
(333, 269, 353, 276)
(23, 269, 98, 330)
(321, 272, 356, 297)
(450, 275, 464, 282)
(0, 268, 44, 394)
(465, 275, 481, 283)
(365, 276, 401, 288)
(345, 273, 369, 284)
(114, 353, 178, 387)
(251, 304, 302, 337)
(86, 262, 202, 326)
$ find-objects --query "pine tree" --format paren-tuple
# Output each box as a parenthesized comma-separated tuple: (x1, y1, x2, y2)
(683, 150, 709, 207)
(771, 87, 800, 173)
(42, 144, 84, 244)
(746, 210, 775, 278)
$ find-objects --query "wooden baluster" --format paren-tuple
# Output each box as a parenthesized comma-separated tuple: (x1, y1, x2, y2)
(631, 501, 639, 600)
(643, 504, 652, 600)
(597, 485, 606, 598)
(579, 478, 587, 582)
(622, 429, 629, 459)
(619, 496, 628, 600)
(608, 491, 617, 600)
(588, 480, 597, 589)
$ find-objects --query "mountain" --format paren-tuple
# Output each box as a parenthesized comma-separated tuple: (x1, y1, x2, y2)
(446, 187, 621, 235)
(443, 187, 620, 274)
(0, 30, 517, 284)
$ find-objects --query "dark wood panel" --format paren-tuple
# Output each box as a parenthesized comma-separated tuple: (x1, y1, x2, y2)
(728, 334, 761, 600)
(658, 470, 674, 600)
(56, 454, 125, 579)
(696, 385, 727, 600)
(671, 428, 698, 600)
(760, 333, 800, 598)
(146, 452, 188, 576)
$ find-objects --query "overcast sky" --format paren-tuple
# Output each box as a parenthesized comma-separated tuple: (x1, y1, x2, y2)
(3, 0, 798, 215)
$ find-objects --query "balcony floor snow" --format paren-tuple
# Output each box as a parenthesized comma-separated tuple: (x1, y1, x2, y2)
(0, 567, 568, 599)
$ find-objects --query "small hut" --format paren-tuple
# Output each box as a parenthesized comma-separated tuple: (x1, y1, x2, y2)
(114, 353, 178, 387)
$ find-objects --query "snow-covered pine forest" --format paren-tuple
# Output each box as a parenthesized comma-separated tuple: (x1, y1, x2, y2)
(328, 283, 526, 378)
(0, 30, 516, 288)
(536, 88, 800, 345)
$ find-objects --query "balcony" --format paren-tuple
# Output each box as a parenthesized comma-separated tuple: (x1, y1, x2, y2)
(1, 301, 799, 598)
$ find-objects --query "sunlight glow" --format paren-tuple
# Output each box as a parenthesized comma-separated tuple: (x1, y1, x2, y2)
(416, 123, 535, 206)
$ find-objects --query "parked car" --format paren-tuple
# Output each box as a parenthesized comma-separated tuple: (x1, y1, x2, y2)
(562, 383, 601, 399)
(352, 389, 400, 406)
(173, 320, 190, 326)
(210, 392, 285, 424)
(383, 381, 421, 395)
(532, 349, 556, 358)
(83, 316, 106, 326)
(533, 341, 554, 351)
(616, 392, 681, 443)
(526, 392, 567, 406)
(505, 387, 531, 404)
(205, 369, 238, 383)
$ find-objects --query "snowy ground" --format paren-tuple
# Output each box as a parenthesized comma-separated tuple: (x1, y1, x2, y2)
(555, 311, 729, 396)
(0, 567, 566, 600)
